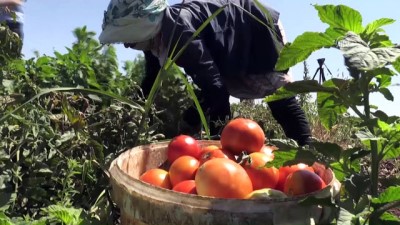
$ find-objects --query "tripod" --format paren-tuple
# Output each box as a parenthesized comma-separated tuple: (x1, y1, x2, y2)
(312, 58, 332, 84)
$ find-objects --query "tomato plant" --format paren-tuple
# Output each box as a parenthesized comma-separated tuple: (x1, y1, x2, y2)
(168, 155, 200, 186)
(267, 4, 400, 224)
(195, 158, 253, 199)
(220, 118, 265, 155)
(167, 135, 201, 163)
(139, 168, 172, 189)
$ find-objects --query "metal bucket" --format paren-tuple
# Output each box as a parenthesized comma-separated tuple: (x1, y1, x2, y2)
(109, 140, 341, 225)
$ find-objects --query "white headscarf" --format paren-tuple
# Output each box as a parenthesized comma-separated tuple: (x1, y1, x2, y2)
(99, 0, 168, 44)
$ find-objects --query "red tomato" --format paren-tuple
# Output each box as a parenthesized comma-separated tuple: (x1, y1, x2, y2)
(169, 156, 200, 186)
(167, 135, 201, 163)
(242, 152, 279, 190)
(199, 145, 236, 165)
(195, 158, 253, 199)
(276, 163, 314, 191)
(284, 170, 327, 196)
(139, 168, 172, 189)
(172, 180, 197, 195)
(258, 145, 275, 161)
(220, 118, 265, 155)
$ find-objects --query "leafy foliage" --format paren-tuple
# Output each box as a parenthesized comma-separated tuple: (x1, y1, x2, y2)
(266, 3, 400, 224)
(0, 26, 192, 224)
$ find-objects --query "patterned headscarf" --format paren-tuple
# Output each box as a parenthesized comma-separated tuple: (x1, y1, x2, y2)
(99, 0, 168, 44)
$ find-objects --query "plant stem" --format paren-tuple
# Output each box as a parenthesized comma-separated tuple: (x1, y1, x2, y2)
(368, 200, 400, 224)
(363, 86, 379, 196)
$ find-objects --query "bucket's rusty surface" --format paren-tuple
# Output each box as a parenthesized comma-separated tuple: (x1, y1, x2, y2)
(109, 140, 341, 225)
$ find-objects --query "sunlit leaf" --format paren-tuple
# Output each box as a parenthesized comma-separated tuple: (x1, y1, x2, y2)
(362, 18, 395, 38)
(275, 32, 335, 71)
(393, 57, 400, 74)
(266, 149, 297, 168)
(330, 162, 346, 182)
(383, 146, 400, 160)
(314, 4, 363, 34)
(379, 212, 400, 225)
(376, 74, 393, 89)
(371, 186, 400, 204)
(264, 80, 337, 102)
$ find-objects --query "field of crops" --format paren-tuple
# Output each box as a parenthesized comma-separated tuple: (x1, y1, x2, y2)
(1, 4, 400, 225)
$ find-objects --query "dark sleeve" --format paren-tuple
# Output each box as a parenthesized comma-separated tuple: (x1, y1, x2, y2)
(172, 36, 231, 135)
(140, 51, 161, 97)
(267, 97, 312, 146)
(183, 39, 230, 120)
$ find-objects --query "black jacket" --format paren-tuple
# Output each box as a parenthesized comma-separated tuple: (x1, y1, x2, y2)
(141, 0, 311, 145)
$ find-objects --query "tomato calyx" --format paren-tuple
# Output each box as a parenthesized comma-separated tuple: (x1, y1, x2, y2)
(236, 151, 251, 165)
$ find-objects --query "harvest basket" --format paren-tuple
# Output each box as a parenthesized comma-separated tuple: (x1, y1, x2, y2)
(109, 140, 341, 225)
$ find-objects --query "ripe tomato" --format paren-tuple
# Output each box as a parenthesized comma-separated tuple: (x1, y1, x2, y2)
(169, 156, 200, 186)
(199, 145, 236, 165)
(172, 180, 197, 195)
(284, 170, 327, 196)
(258, 145, 275, 161)
(220, 118, 265, 155)
(242, 152, 279, 190)
(167, 135, 201, 163)
(276, 163, 314, 191)
(139, 168, 172, 189)
(195, 158, 253, 199)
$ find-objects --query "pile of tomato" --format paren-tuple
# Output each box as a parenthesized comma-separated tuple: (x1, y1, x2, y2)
(139, 118, 327, 199)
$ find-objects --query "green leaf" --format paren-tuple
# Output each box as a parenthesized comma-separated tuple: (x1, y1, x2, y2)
(383, 146, 400, 160)
(371, 186, 400, 204)
(87, 139, 104, 163)
(372, 110, 389, 122)
(355, 130, 382, 142)
(376, 74, 393, 89)
(336, 207, 357, 225)
(0, 191, 15, 211)
(363, 18, 395, 37)
(311, 141, 342, 160)
(264, 80, 337, 102)
(0, 213, 14, 225)
(370, 33, 393, 48)
(379, 212, 400, 225)
(314, 4, 363, 34)
(0, 87, 144, 124)
(379, 87, 394, 101)
(339, 32, 400, 71)
(330, 162, 346, 181)
(275, 32, 335, 71)
(267, 148, 317, 168)
(317, 89, 348, 129)
(325, 27, 347, 39)
(393, 57, 400, 74)
(266, 149, 297, 168)
(43, 205, 84, 225)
